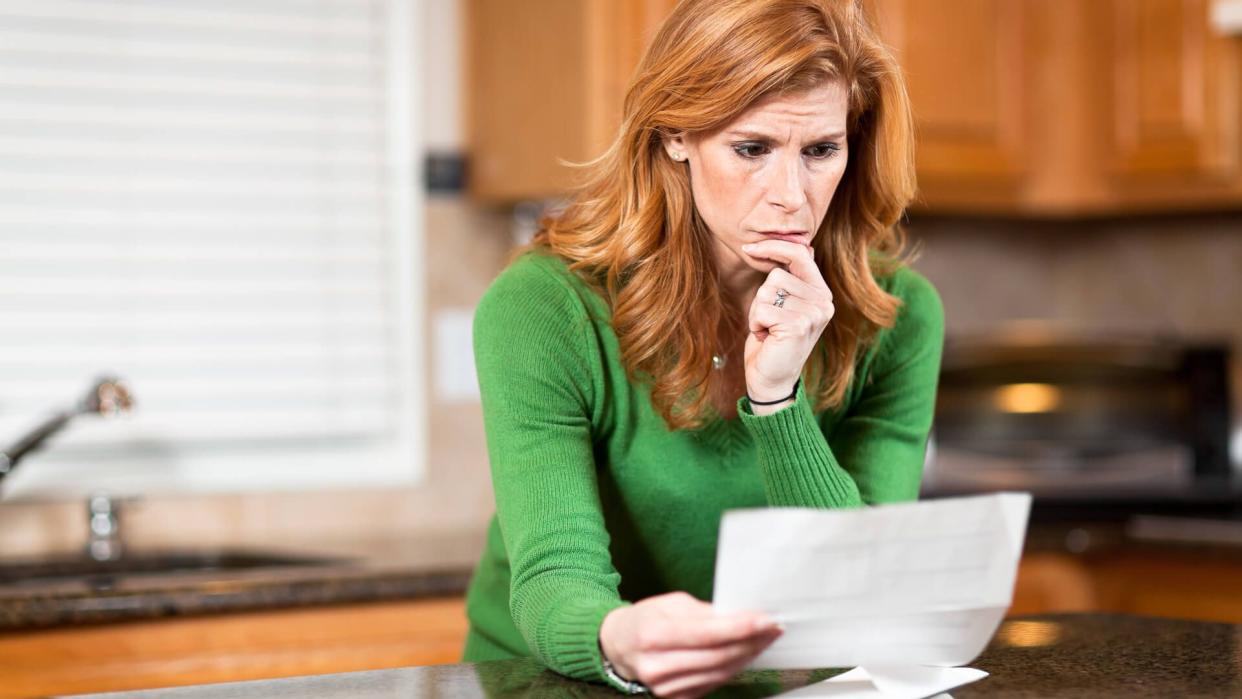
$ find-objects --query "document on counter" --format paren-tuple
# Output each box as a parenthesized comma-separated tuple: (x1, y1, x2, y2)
(712, 492, 1032, 699)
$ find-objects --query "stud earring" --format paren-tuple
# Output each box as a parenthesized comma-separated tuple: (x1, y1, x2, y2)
(671, 151, 684, 161)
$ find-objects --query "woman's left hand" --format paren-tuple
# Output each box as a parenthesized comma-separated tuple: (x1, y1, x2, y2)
(741, 239, 835, 404)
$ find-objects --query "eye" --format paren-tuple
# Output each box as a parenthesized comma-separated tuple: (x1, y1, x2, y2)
(732, 143, 768, 159)
(805, 143, 841, 159)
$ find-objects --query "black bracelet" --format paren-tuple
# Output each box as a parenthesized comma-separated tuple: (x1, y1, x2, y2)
(747, 378, 800, 406)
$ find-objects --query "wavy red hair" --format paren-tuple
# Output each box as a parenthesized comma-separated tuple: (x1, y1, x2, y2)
(508, 0, 919, 431)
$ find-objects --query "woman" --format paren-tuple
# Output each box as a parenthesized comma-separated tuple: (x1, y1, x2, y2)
(462, 1, 945, 697)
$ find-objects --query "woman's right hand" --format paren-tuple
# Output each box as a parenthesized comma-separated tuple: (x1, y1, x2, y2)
(598, 591, 783, 699)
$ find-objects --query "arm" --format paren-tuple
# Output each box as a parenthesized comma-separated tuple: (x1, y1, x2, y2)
(473, 256, 628, 684)
(736, 269, 946, 507)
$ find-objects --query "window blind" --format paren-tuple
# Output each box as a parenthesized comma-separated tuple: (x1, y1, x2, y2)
(0, 0, 422, 495)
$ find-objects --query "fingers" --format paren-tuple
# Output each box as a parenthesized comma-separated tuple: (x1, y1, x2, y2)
(741, 239, 828, 291)
(650, 632, 781, 698)
(647, 611, 777, 650)
(759, 266, 823, 303)
(749, 302, 818, 340)
(635, 627, 781, 684)
(748, 270, 835, 338)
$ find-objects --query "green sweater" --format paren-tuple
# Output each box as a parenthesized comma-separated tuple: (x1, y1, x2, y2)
(461, 248, 945, 688)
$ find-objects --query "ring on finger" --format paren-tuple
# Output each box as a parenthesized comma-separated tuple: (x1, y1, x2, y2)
(773, 288, 788, 309)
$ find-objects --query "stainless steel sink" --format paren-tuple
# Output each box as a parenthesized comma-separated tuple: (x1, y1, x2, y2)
(0, 549, 350, 587)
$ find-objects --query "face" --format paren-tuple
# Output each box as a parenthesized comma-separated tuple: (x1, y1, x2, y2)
(664, 81, 850, 291)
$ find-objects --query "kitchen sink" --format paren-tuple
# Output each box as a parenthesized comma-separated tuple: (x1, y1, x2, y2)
(0, 549, 352, 587)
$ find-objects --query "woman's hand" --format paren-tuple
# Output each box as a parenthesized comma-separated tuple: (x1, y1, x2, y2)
(740, 239, 835, 409)
(598, 591, 783, 699)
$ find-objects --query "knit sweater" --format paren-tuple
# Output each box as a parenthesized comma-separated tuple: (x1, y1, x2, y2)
(460, 248, 945, 688)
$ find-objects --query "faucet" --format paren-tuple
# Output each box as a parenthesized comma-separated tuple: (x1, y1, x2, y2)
(0, 376, 134, 485)
(87, 492, 124, 562)
(1, 377, 135, 561)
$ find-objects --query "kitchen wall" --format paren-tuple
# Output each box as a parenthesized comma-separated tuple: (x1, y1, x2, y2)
(1, 1, 1238, 559)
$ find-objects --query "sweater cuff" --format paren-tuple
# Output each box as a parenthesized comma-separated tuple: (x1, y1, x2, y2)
(540, 595, 631, 685)
(736, 376, 817, 443)
(736, 379, 861, 508)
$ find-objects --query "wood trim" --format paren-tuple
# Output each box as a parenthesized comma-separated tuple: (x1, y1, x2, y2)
(0, 597, 468, 699)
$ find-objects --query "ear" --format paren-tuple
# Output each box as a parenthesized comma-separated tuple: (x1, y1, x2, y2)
(661, 130, 689, 162)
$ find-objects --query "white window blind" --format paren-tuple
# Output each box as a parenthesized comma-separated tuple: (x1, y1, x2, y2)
(0, 0, 423, 496)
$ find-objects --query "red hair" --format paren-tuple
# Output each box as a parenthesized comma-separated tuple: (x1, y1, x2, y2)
(510, 0, 919, 430)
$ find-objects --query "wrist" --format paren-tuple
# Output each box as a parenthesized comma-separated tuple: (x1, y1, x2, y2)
(598, 612, 648, 694)
(746, 378, 799, 416)
(746, 378, 798, 403)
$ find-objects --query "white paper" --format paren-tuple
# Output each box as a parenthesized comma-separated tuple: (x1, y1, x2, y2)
(711, 492, 1031, 697)
(781, 665, 987, 698)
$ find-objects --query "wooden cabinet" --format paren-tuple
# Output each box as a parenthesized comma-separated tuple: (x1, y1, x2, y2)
(1092, 0, 1242, 208)
(874, 0, 1242, 214)
(869, 0, 1029, 186)
(1012, 551, 1242, 623)
(0, 597, 468, 699)
(467, 0, 1242, 214)
(465, 0, 677, 202)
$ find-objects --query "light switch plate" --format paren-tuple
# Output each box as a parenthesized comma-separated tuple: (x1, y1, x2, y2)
(434, 308, 479, 403)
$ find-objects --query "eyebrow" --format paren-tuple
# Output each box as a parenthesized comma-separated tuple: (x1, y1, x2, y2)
(725, 129, 846, 143)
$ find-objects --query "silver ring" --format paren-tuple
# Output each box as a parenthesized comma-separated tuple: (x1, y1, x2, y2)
(773, 289, 788, 309)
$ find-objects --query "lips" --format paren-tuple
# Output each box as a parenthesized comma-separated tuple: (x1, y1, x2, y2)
(756, 231, 811, 245)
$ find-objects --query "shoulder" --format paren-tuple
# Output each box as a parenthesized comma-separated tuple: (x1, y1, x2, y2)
(473, 249, 610, 378)
(476, 249, 590, 323)
(865, 264, 946, 374)
(881, 265, 945, 335)
(473, 249, 602, 405)
(481, 249, 579, 300)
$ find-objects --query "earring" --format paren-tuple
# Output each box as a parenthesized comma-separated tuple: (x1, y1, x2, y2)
(671, 151, 684, 161)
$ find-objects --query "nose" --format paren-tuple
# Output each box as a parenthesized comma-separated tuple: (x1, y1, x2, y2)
(766, 152, 807, 212)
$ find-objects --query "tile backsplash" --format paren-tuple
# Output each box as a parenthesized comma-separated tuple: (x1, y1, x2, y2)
(908, 213, 1242, 412)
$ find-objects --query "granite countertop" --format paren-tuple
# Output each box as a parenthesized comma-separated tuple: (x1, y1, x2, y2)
(0, 531, 485, 631)
(55, 613, 1242, 698)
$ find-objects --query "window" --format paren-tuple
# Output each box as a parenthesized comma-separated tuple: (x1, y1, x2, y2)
(0, 0, 424, 496)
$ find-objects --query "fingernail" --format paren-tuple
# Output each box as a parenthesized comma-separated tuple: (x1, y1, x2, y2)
(741, 243, 755, 251)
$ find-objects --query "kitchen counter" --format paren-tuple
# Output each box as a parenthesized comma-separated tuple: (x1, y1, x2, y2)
(0, 531, 483, 630)
(3, 481, 1240, 632)
(57, 613, 1242, 698)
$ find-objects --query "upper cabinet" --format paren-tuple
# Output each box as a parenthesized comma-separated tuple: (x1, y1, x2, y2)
(1093, 0, 1242, 207)
(868, 0, 1242, 214)
(465, 0, 678, 202)
(869, 0, 1029, 187)
(467, 0, 1242, 215)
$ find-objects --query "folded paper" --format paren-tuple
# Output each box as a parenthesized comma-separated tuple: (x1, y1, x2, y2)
(711, 492, 1031, 697)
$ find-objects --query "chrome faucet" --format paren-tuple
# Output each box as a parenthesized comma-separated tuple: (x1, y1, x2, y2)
(0, 376, 134, 485)
(1, 377, 135, 560)
(87, 492, 124, 562)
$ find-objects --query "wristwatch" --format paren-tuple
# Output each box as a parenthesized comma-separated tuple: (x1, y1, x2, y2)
(599, 643, 650, 694)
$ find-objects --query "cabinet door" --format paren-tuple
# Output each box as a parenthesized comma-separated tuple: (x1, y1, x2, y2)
(871, 0, 1028, 184)
(1101, 0, 1239, 181)
(467, 0, 593, 201)
(467, 0, 677, 203)
(586, 0, 679, 163)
